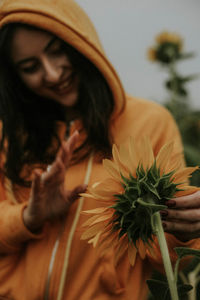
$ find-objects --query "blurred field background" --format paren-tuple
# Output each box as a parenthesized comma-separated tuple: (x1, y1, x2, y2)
(76, 0, 200, 109)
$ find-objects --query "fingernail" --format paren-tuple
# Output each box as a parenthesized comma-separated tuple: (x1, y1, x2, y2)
(165, 200, 176, 208)
(160, 210, 168, 217)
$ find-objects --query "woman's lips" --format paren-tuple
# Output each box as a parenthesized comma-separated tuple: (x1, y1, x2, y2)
(51, 76, 74, 95)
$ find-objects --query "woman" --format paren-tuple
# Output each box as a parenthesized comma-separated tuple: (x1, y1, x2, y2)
(0, 0, 199, 299)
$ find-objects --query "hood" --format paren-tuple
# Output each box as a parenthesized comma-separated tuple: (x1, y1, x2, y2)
(0, 0, 126, 118)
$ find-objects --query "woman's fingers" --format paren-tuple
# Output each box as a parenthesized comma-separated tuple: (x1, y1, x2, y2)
(65, 184, 87, 205)
(43, 157, 65, 185)
(163, 220, 200, 241)
(171, 190, 200, 209)
(161, 208, 200, 222)
(26, 131, 81, 226)
(160, 190, 200, 241)
(59, 130, 79, 166)
(40, 131, 79, 185)
(31, 170, 42, 203)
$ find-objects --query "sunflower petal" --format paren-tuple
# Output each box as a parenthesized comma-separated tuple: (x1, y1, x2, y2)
(164, 152, 183, 173)
(139, 137, 154, 169)
(118, 143, 132, 176)
(112, 144, 129, 176)
(156, 142, 174, 173)
(82, 207, 109, 215)
(173, 166, 199, 183)
(128, 137, 139, 172)
(88, 231, 102, 247)
(137, 239, 146, 259)
(128, 243, 137, 266)
(81, 223, 105, 240)
(80, 192, 96, 198)
(114, 235, 128, 265)
(82, 215, 101, 227)
(98, 231, 119, 256)
(175, 186, 200, 197)
(89, 214, 112, 226)
(103, 159, 121, 181)
(146, 244, 156, 258)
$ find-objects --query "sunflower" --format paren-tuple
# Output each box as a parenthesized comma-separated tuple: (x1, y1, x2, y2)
(147, 31, 183, 64)
(156, 31, 183, 51)
(81, 137, 198, 266)
(147, 47, 157, 62)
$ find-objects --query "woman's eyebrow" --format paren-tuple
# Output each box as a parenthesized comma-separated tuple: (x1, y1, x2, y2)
(15, 36, 59, 67)
(44, 36, 58, 51)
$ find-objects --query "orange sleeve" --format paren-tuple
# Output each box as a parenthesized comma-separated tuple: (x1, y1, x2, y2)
(0, 175, 45, 254)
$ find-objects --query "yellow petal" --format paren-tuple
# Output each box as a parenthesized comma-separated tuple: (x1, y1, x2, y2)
(79, 192, 97, 199)
(172, 166, 199, 183)
(112, 144, 130, 177)
(88, 190, 113, 201)
(82, 181, 115, 200)
(91, 182, 102, 188)
(139, 137, 154, 169)
(103, 159, 121, 181)
(128, 243, 137, 266)
(128, 137, 140, 172)
(129, 137, 139, 172)
(82, 215, 101, 227)
(90, 179, 123, 200)
(114, 235, 128, 266)
(88, 213, 112, 226)
(146, 244, 156, 258)
(94, 178, 123, 194)
(118, 143, 132, 176)
(164, 151, 183, 173)
(81, 223, 105, 240)
(88, 231, 102, 247)
(156, 142, 174, 174)
(82, 207, 109, 215)
(97, 231, 119, 256)
(137, 239, 146, 259)
(175, 186, 200, 197)
(86, 186, 112, 201)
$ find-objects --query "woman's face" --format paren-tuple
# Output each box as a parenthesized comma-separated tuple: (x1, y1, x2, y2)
(10, 27, 79, 107)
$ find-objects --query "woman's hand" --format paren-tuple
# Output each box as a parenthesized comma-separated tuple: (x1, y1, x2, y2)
(23, 131, 87, 233)
(161, 190, 200, 241)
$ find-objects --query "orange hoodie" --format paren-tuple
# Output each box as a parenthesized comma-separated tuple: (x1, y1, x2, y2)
(0, 1, 199, 300)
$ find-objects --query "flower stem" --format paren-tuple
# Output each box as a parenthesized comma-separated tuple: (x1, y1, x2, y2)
(153, 212, 179, 300)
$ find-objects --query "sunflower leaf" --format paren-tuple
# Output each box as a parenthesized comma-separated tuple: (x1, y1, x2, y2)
(147, 279, 193, 300)
(174, 247, 200, 259)
(146, 279, 169, 299)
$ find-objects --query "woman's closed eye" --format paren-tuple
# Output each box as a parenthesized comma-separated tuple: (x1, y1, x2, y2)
(20, 63, 40, 74)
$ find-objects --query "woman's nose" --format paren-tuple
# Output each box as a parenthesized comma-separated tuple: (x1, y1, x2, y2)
(42, 58, 62, 84)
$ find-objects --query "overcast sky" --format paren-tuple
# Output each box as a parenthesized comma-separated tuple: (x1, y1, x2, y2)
(76, 0, 200, 109)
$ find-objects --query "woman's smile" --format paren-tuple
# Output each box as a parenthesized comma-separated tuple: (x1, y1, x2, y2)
(11, 27, 79, 107)
(48, 73, 76, 95)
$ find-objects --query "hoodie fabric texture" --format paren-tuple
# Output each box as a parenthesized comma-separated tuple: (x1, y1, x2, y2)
(0, 1, 199, 300)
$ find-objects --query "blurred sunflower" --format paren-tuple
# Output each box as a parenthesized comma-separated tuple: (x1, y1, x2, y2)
(156, 31, 183, 49)
(81, 137, 198, 266)
(147, 30, 183, 64)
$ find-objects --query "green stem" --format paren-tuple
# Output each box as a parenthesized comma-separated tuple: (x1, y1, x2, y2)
(174, 257, 181, 283)
(153, 212, 179, 300)
(169, 63, 178, 110)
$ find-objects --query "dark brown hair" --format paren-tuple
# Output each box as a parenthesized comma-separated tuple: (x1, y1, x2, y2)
(0, 23, 115, 185)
